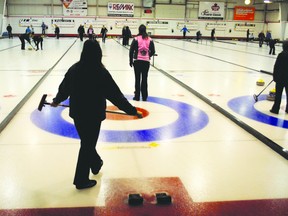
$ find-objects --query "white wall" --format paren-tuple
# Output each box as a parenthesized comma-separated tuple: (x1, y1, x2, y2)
(0, 16, 2, 35)
(3, 0, 279, 19)
(281, 22, 288, 40)
(0, 0, 5, 36)
(1, 0, 287, 40)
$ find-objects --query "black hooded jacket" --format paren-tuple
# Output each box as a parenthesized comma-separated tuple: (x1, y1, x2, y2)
(273, 42, 288, 85)
(53, 40, 137, 120)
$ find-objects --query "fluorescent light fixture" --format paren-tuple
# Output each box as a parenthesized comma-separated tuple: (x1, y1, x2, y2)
(264, 0, 272, 3)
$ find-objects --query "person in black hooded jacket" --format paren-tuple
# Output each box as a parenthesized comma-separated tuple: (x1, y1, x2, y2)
(19, 33, 31, 50)
(31, 33, 43, 50)
(270, 41, 288, 114)
(51, 39, 142, 189)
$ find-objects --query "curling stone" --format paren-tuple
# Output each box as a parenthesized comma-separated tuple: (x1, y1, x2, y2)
(156, 192, 172, 205)
(128, 193, 143, 206)
(256, 79, 265, 86)
(267, 88, 276, 101)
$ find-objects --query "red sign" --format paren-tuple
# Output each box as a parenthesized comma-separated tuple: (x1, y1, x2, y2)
(234, 6, 255, 20)
(144, 9, 152, 13)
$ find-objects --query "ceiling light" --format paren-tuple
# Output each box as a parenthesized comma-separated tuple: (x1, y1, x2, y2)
(264, 0, 272, 3)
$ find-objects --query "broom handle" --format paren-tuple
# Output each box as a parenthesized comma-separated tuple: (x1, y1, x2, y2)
(256, 79, 274, 97)
(44, 102, 131, 116)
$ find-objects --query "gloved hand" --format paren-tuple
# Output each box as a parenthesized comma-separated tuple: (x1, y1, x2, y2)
(50, 102, 59, 107)
(136, 111, 143, 119)
(129, 61, 133, 67)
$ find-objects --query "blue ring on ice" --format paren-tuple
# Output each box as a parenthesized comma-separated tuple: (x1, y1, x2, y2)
(228, 94, 288, 128)
(31, 95, 209, 142)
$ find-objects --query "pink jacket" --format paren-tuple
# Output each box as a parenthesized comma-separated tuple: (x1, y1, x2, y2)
(136, 36, 151, 61)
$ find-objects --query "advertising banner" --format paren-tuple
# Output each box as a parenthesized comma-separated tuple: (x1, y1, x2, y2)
(234, 23, 255, 31)
(146, 21, 169, 29)
(234, 6, 255, 21)
(108, 3, 134, 17)
(115, 20, 138, 29)
(198, 2, 224, 20)
(19, 18, 42, 27)
(205, 22, 227, 31)
(62, 0, 87, 16)
(177, 22, 198, 30)
(51, 18, 76, 28)
(84, 20, 107, 28)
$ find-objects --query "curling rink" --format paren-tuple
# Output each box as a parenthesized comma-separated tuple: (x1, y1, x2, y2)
(0, 36, 288, 215)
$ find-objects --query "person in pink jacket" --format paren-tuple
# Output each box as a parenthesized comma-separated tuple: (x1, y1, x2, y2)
(129, 24, 155, 101)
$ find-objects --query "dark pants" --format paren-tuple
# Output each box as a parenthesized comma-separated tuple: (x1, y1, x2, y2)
(34, 39, 43, 50)
(123, 37, 129, 46)
(73, 116, 102, 185)
(102, 34, 106, 43)
(79, 33, 84, 41)
(20, 37, 26, 50)
(271, 82, 288, 113)
(133, 60, 150, 101)
(259, 39, 264, 47)
(269, 46, 275, 55)
(183, 32, 186, 39)
(8, 31, 13, 38)
(19, 36, 29, 50)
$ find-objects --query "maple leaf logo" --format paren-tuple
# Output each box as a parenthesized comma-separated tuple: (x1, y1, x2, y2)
(211, 3, 220, 11)
(61, 0, 73, 9)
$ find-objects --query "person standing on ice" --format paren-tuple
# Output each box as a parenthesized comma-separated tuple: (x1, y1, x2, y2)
(211, 28, 216, 41)
(180, 25, 189, 39)
(270, 41, 288, 114)
(6, 24, 13, 39)
(100, 25, 108, 43)
(54, 25, 60, 39)
(87, 25, 94, 40)
(258, 31, 265, 47)
(78, 24, 85, 41)
(129, 24, 155, 101)
(51, 40, 142, 189)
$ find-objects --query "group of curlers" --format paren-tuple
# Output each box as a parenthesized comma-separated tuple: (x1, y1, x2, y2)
(19, 32, 43, 51)
(17, 22, 60, 50)
(50, 26, 288, 189)
(15, 21, 288, 190)
(77, 24, 108, 42)
(18, 25, 44, 51)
